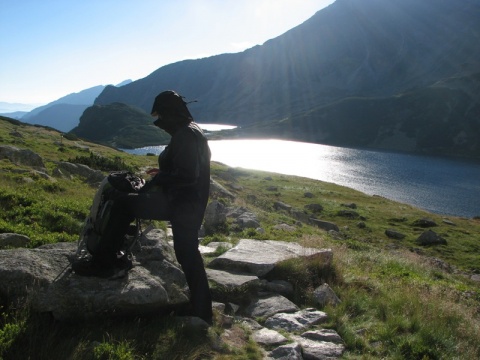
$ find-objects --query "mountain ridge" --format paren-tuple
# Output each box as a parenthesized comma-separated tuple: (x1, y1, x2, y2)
(89, 0, 480, 159)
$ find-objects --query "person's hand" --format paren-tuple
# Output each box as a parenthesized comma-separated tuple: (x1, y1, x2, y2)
(146, 168, 159, 176)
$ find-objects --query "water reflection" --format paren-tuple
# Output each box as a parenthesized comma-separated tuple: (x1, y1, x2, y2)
(125, 139, 480, 218)
(209, 139, 349, 184)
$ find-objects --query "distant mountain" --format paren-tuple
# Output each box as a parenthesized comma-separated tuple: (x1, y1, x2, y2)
(21, 80, 133, 132)
(115, 79, 132, 87)
(22, 85, 106, 121)
(0, 102, 41, 113)
(94, 0, 480, 159)
(69, 102, 170, 149)
(23, 104, 90, 133)
(0, 111, 28, 119)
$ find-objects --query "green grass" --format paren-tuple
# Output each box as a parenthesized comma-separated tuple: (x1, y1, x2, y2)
(1, 117, 479, 359)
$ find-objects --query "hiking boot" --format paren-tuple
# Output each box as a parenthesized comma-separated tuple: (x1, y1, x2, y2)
(71, 258, 116, 278)
(115, 253, 133, 271)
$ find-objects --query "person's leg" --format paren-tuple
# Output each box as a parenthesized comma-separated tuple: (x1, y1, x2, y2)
(171, 224, 213, 324)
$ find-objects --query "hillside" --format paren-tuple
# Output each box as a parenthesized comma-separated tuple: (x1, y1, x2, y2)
(69, 102, 171, 148)
(229, 73, 480, 158)
(92, 0, 480, 159)
(20, 103, 88, 132)
(0, 115, 479, 358)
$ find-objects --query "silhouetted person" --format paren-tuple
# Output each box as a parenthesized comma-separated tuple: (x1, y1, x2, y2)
(74, 90, 213, 325)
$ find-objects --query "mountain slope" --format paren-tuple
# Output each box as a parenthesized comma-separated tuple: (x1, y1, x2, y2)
(94, 0, 480, 129)
(232, 72, 480, 158)
(20, 104, 88, 132)
(69, 102, 170, 148)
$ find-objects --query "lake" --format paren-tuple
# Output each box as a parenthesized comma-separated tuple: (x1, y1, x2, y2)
(125, 137, 480, 218)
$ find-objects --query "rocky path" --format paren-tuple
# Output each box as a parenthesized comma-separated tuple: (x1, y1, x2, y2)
(0, 228, 344, 359)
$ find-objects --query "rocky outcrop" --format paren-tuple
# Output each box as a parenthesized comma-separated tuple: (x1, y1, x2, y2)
(0, 234, 343, 358)
(208, 239, 333, 277)
(204, 200, 227, 235)
(0, 233, 30, 248)
(0, 145, 45, 170)
(416, 230, 447, 246)
(0, 233, 189, 320)
(204, 239, 343, 359)
(385, 229, 406, 240)
(309, 219, 340, 232)
(0, 144, 108, 186)
(53, 161, 105, 185)
(413, 218, 438, 228)
(209, 178, 236, 200)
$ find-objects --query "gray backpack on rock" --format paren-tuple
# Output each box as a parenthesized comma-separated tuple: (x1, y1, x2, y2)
(77, 171, 144, 257)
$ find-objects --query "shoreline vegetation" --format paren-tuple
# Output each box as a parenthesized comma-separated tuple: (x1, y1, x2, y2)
(1, 117, 479, 359)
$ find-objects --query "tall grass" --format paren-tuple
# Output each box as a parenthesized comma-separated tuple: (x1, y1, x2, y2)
(325, 248, 480, 359)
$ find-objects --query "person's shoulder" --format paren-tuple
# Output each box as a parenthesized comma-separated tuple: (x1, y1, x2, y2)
(173, 123, 204, 142)
(188, 122, 205, 135)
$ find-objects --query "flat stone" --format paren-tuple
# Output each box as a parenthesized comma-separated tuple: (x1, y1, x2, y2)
(267, 343, 303, 360)
(301, 329, 344, 344)
(265, 308, 328, 332)
(244, 294, 298, 318)
(235, 317, 263, 331)
(252, 328, 288, 346)
(413, 218, 438, 228)
(291, 335, 345, 359)
(208, 239, 332, 277)
(260, 280, 294, 296)
(309, 219, 339, 232)
(206, 268, 260, 288)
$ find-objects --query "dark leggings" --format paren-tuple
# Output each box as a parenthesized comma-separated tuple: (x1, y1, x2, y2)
(171, 224, 213, 322)
(96, 191, 212, 322)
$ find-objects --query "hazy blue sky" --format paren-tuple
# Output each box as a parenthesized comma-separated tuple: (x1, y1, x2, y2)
(0, 0, 334, 106)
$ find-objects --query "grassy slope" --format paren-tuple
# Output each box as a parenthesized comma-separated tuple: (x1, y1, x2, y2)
(0, 116, 479, 359)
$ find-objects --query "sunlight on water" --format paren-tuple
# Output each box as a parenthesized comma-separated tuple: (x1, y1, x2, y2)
(208, 139, 348, 184)
(124, 139, 480, 217)
(198, 123, 237, 131)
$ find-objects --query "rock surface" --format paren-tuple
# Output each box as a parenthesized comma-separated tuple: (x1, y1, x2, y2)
(0, 145, 46, 169)
(0, 235, 189, 320)
(0, 234, 344, 358)
(208, 239, 333, 276)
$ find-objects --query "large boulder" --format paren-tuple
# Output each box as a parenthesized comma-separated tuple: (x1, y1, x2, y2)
(209, 178, 235, 200)
(0, 145, 45, 169)
(416, 230, 447, 246)
(204, 200, 227, 235)
(0, 234, 189, 320)
(53, 161, 105, 184)
(0, 233, 31, 248)
(208, 239, 333, 277)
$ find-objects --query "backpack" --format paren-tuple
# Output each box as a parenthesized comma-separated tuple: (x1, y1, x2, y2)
(77, 171, 145, 257)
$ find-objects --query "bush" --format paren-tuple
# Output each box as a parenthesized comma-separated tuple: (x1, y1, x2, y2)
(68, 152, 136, 172)
(266, 256, 338, 305)
(93, 341, 135, 360)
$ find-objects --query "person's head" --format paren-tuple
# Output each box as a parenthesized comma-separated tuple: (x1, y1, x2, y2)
(151, 90, 193, 134)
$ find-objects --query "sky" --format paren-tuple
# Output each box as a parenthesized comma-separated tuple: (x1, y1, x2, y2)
(0, 0, 335, 109)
